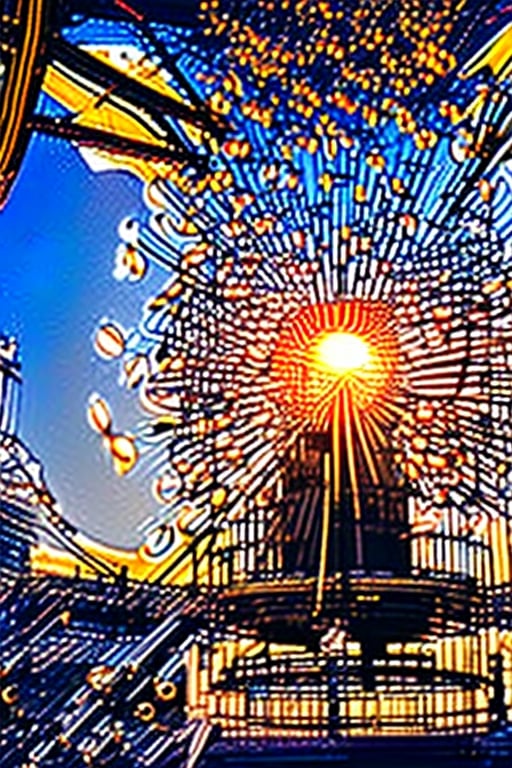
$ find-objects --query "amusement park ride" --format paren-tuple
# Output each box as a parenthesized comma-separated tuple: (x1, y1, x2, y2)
(0, 0, 222, 206)
(2, 1, 512, 767)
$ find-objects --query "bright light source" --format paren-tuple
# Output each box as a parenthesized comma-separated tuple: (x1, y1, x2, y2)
(270, 301, 397, 423)
(314, 332, 370, 375)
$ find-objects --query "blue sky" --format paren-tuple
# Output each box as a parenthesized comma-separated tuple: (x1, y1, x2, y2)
(0, 134, 157, 547)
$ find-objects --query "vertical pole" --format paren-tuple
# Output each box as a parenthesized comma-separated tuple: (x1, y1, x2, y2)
(314, 450, 332, 616)
(343, 390, 363, 568)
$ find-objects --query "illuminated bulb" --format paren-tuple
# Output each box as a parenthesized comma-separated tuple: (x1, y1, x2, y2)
(314, 332, 370, 374)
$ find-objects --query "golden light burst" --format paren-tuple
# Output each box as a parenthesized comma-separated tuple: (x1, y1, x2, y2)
(313, 332, 371, 375)
(270, 299, 402, 428)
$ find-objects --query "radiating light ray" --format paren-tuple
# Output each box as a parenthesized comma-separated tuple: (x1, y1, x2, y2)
(70, 0, 512, 576)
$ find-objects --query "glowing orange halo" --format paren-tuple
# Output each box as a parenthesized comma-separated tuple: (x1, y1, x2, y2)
(269, 300, 400, 427)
